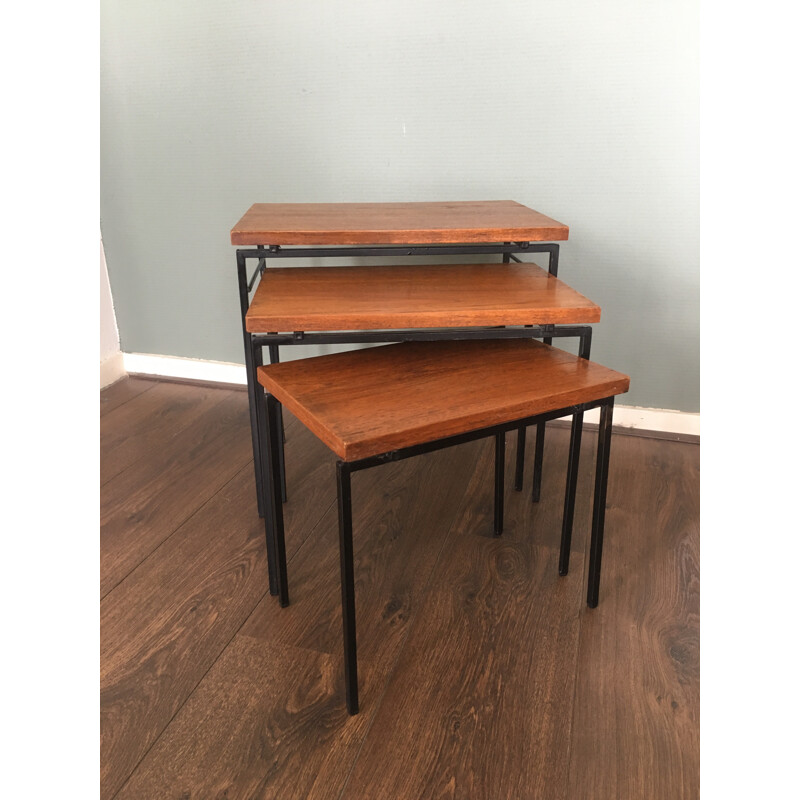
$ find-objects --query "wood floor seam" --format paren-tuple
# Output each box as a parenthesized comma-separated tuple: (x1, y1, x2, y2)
(284, 495, 339, 574)
(100, 388, 236, 488)
(100, 459, 255, 602)
(100, 377, 158, 416)
(110, 586, 272, 800)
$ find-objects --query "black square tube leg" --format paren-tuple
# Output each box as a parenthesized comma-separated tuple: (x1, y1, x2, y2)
(531, 421, 546, 502)
(245, 336, 266, 518)
(559, 410, 584, 576)
(494, 432, 505, 536)
(336, 462, 359, 715)
(277, 404, 287, 504)
(268, 344, 288, 505)
(237, 253, 266, 520)
(513, 426, 526, 491)
(265, 394, 289, 607)
(587, 399, 614, 608)
(255, 385, 278, 595)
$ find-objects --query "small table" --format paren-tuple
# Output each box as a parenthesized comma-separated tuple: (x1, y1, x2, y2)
(231, 201, 589, 595)
(255, 338, 630, 713)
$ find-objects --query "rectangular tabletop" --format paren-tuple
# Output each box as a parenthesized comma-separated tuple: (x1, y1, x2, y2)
(230, 200, 568, 245)
(257, 339, 629, 461)
(245, 262, 600, 332)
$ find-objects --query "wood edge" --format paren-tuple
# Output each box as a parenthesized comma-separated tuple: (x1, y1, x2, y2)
(230, 228, 569, 246)
(245, 308, 602, 333)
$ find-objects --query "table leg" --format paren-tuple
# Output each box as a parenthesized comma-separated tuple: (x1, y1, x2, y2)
(587, 398, 614, 608)
(237, 252, 266, 519)
(336, 461, 359, 714)
(265, 394, 289, 607)
(559, 409, 584, 576)
(255, 388, 279, 596)
(268, 343, 288, 504)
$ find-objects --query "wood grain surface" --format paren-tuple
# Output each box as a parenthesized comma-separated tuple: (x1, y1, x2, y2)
(101, 469, 270, 799)
(567, 436, 700, 799)
(230, 200, 569, 245)
(258, 339, 629, 461)
(245, 262, 600, 332)
(100, 381, 232, 485)
(100, 379, 698, 800)
(100, 390, 253, 598)
(101, 399, 340, 799)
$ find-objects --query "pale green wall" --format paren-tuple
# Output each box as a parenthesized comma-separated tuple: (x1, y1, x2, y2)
(101, 0, 698, 412)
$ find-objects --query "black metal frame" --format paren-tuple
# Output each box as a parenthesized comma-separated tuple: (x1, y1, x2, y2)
(237, 242, 572, 589)
(258, 390, 616, 714)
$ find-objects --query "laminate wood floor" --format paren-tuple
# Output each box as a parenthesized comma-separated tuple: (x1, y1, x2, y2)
(100, 376, 699, 800)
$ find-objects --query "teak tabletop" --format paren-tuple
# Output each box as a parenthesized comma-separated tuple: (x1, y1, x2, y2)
(230, 200, 569, 245)
(245, 263, 600, 332)
(257, 339, 629, 462)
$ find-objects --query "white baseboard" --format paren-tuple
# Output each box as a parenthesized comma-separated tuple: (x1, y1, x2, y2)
(121, 352, 700, 438)
(124, 352, 247, 385)
(578, 404, 699, 438)
(100, 352, 125, 388)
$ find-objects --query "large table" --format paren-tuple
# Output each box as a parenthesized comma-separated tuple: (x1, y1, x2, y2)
(230, 200, 598, 595)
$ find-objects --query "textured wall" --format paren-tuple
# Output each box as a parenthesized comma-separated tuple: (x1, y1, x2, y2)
(101, 0, 698, 411)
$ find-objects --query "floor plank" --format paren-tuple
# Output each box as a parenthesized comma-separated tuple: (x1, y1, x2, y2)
(101, 469, 269, 800)
(114, 637, 378, 800)
(115, 439, 484, 799)
(101, 399, 340, 799)
(566, 436, 700, 800)
(100, 390, 253, 597)
(100, 376, 157, 416)
(101, 381, 236, 485)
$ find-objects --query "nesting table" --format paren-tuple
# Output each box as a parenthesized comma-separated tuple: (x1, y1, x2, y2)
(230, 201, 628, 712)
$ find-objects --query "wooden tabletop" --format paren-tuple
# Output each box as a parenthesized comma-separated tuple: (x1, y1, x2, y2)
(257, 340, 629, 462)
(230, 201, 568, 245)
(245, 263, 599, 332)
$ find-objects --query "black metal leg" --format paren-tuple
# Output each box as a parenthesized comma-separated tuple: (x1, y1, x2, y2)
(559, 410, 584, 576)
(514, 426, 526, 492)
(531, 421, 546, 502)
(587, 399, 614, 608)
(266, 394, 289, 607)
(336, 462, 359, 715)
(255, 386, 278, 595)
(268, 344, 288, 505)
(237, 252, 266, 519)
(494, 432, 504, 536)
